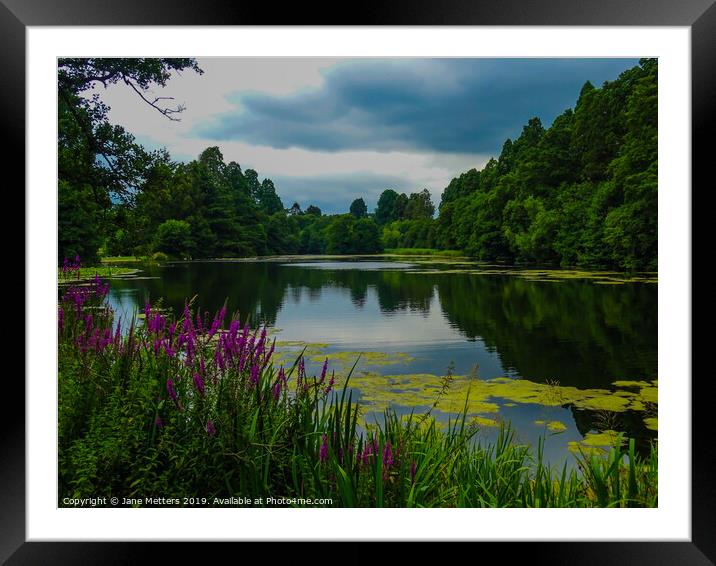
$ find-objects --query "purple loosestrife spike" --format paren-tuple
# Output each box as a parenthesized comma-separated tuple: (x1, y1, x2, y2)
(215, 347, 225, 372)
(238, 347, 249, 372)
(228, 320, 239, 340)
(206, 420, 216, 437)
(182, 306, 193, 333)
(155, 416, 163, 429)
(272, 378, 282, 401)
(144, 301, 151, 320)
(185, 334, 195, 366)
(255, 326, 267, 354)
(193, 373, 205, 397)
(324, 371, 335, 395)
(196, 311, 204, 334)
(410, 460, 417, 482)
(166, 378, 178, 403)
(249, 362, 260, 387)
(262, 338, 276, 369)
(383, 441, 394, 468)
(319, 434, 328, 463)
(319, 359, 328, 384)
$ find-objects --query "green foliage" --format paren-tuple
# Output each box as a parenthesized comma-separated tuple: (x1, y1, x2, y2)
(349, 198, 368, 218)
(154, 220, 192, 258)
(58, 58, 202, 263)
(435, 59, 657, 270)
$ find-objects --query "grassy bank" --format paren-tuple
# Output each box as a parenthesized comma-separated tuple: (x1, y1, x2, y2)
(58, 277, 657, 508)
(59, 266, 140, 282)
(100, 255, 148, 263)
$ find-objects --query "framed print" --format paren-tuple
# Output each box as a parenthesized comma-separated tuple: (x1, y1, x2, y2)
(7, 0, 710, 562)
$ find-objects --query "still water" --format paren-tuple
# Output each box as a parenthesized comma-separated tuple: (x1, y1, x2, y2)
(107, 257, 658, 466)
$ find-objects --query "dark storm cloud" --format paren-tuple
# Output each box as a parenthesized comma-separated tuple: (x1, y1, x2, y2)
(271, 173, 415, 215)
(194, 58, 640, 154)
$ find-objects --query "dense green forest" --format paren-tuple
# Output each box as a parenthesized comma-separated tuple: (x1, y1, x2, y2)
(59, 58, 656, 270)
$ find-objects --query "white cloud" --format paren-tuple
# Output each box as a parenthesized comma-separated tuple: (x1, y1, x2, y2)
(90, 58, 491, 209)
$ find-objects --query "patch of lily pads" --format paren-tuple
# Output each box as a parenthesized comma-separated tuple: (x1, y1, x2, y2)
(342, 371, 658, 417)
(403, 266, 657, 284)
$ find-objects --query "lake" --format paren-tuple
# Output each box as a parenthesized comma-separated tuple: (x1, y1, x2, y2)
(106, 256, 658, 466)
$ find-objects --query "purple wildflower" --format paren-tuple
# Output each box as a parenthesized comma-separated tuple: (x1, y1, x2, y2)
(319, 434, 329, 463)
(58, 307, 64, 332)
(249, 361, 260, 387)
(163, 341, 175, 358)
(193, 373, 205, 397)
(182, 305, 193, 333)
(319, 359, 328, 384)
(206, 420, 216, 437)
(272, 377, 282, 401)
(166, 378, 178, 402)
(383, 441, 394, 468)
(215, 346, 225, 372)
(196, 311, 204, 334)
(262, 337, 276, 368)
(324, 371, 335, 395)
(155, 416, 163, 429)
(410, 460, 417, 482)
(228, 319, 239, 341)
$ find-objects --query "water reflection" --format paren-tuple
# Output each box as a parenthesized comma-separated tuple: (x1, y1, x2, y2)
(106, 259, 657, 464)
(108, 259, 656, 391)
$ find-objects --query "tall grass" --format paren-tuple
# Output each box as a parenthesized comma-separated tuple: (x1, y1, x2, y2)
(58, 276, 657, 508)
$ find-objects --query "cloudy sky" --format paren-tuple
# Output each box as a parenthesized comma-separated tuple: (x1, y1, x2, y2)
(99, 58, 638, 214)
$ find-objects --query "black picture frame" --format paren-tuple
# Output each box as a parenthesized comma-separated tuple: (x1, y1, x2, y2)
(7, 0, 709, 562)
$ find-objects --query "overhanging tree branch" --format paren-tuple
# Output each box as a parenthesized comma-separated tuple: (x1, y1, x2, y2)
(122, 76, 185, 121)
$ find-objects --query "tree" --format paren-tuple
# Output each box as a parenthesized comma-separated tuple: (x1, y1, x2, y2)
(58, 58, 202, 263)
(394, 193, 409, 220)
(326, 215, 355, 254)
(305, 205, 322, 216)
(256, 179, 284, 215)
(349, 197, 368, 218)
(375, 189, 399, 224)
(154, 219, 192, 257)
(404, 189, 435, 220)
(288, 202, 303, 216)
(352, 218, 382, 253)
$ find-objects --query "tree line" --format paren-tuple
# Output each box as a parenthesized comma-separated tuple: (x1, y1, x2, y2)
(59, 58, 656, 270)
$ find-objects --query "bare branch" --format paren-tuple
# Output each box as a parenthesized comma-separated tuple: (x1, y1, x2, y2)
(122, 76, 185, 121)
